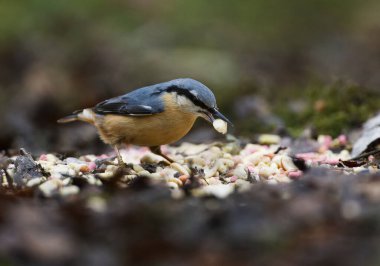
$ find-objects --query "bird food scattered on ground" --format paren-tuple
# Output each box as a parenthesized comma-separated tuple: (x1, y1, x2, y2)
(1, 134, 378, 199)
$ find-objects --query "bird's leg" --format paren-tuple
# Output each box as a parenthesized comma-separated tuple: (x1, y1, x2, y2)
(150, 146, 174, 164)
(114, 146, 126, 167)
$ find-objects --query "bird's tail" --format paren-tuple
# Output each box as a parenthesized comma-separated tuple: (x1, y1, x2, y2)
(57, 108, 96, 125)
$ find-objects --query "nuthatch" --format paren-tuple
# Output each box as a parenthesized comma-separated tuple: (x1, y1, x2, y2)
(58, 78, 232, 165)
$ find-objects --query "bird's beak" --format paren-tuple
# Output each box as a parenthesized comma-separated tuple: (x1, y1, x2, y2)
(205, 108, 233, 126)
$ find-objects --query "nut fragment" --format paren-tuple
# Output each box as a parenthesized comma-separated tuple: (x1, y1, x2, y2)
(258, 134, 280, 145)
(281, 156, 298, 171)
(213, 119, 227, 134)
(170, 162, 190, 176)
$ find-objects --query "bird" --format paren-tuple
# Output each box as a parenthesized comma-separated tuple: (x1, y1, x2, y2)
(58, 78, 232, 166)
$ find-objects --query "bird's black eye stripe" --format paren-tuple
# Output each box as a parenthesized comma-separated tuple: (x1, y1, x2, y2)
(165, 85, 211, 110)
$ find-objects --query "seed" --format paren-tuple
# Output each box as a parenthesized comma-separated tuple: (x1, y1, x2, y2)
(167, 182, 179, 190)
(281, 156, 298, 171)
(39, 179, 62, 197)
(60, 185, 80, 196)
(166, 177, 183, 187)
(243, 152, 270, 166)
(259, 166, 277, 179)
(258, 134, 281, 145)
(170, 162, 190, 176)
(178, 175, 189, 183)
(232, 164, 248, 180)
(133, 164, 145, 173)
(213, 119, 227, 134)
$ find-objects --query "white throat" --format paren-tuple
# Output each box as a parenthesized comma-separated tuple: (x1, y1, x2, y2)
(174, 93, 201, 114)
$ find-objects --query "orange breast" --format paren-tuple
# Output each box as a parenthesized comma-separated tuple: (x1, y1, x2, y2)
(95, 94, 198, 147)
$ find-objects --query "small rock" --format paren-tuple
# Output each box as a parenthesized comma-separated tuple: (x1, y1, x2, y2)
(14, 152, 43, 186)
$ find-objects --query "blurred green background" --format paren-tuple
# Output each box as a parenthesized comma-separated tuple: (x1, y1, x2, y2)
(0, 0, 379, 153)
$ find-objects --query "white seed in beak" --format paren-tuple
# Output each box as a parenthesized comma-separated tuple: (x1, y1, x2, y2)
(213, 119, 228, 134)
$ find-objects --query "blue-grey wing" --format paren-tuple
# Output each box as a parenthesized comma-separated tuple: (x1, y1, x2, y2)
(94, 86, 165, 116)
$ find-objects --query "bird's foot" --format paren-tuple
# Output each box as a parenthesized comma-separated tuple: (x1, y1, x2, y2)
(149, 146, 175, 165)
(113, 146, 129, 169)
